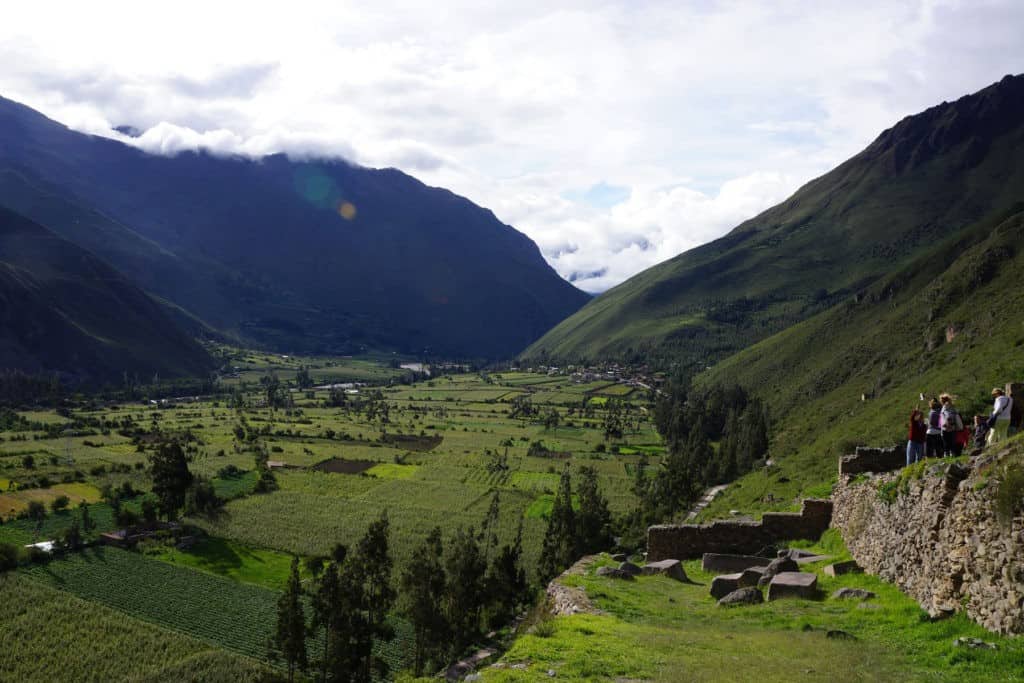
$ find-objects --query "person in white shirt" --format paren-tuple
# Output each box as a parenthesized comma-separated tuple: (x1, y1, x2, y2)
(987, 387, 1013, 445)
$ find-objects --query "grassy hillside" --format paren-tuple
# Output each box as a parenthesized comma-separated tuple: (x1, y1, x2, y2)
(0, 206, 214, 382)
(696, 205, 1024, 516)
(523, 74, 1024, 371)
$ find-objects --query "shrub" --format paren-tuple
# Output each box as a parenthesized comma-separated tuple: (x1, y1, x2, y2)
(0, 543, 18, 571)
(21, 454, 34, 469)
(51, 495, 70, 513)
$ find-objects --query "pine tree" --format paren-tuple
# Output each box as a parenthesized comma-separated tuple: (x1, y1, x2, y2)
(148, 441, 193, 519)
(272, 556, 308, 682)
(486, 518, 529, 628)
(444, 525, 488, 655)
(576, 465, 612, 554)
(352, 511, 395, 681)
(400, 527, 450, 676)
(537, 467, 576, 582)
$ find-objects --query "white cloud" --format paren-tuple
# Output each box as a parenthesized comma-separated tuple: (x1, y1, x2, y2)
(1, 1, 1022, 291)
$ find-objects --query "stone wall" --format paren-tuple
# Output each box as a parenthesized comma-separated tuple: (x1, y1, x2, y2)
(832, 459, 1024, 634)
(838, 446, 904, 475)
(647, 499, 832, 561)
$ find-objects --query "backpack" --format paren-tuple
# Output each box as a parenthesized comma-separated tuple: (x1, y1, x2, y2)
(942, 407, 963, 432)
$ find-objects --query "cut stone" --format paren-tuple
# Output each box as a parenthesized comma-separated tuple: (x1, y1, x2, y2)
(794, 554, 831, 565)
(702, 553, 774, 574)
(823, 560, 862, 577)
(832, 588, 875, 600)
(617, 561, 642, 576)
(767, 572, 818, 600)
(595, 566, 634, 580)
(738, 566, 767, 588)
(710, 572, 743, 599)
(718, 586, 764, 607)
(758, 557, 800, 587)
(641, 559, 688, 582)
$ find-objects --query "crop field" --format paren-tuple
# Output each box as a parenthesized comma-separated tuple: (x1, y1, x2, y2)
(0, 358, 656, 677)
(0, 572, 272, 682)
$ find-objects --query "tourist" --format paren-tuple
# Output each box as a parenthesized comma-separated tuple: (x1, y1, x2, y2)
(940, 394, 964, 457)
(906, 408, 926, 466)
(987, 387, 1014, 445)
(973, 415, 990, 450)
(925, 398, 944, 458)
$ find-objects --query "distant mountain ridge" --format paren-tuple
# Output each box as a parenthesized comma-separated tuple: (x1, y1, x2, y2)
(0, 206, 214, 382)
(523, 74, 1024, 370)
(0, 96, 589, 359)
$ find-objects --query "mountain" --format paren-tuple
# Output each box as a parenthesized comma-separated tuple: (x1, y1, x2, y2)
(0, 97, 589, 359)
(0, 206, 214, 382)
(523, 74, 1024, 371)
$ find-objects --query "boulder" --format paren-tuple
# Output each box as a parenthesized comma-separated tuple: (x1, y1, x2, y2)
(767, 572, 818, 600)
(831, 588, 875, 601)
(778, 548, 817, 559)
(610, 553, 627, 562)
(757, 556, 800, 587)
(823, 560, 862, 577)
(702, 553, 774, 574)
(618, 561, 642, 576)
(641, 559, 688, 582)
(738, 566, 767, 588)
(710, 572, 743, 599)
(596, 566, 634, 580)
(717, 587, 764, 607)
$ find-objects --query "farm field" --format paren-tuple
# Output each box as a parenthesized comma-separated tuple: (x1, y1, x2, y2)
(0, 572, 273, 682)
(0, 358, 657, 678)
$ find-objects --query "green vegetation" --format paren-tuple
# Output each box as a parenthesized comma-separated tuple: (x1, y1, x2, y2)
(142, 536, 303, 590)
(485, 536, 1024, 682)
(0, 572, 275, 682)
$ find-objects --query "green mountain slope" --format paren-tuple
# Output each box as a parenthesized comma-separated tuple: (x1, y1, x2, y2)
(0, 206, 214, 382)
(523, 74, 1024, 370)
(696, 203, 1024, 516)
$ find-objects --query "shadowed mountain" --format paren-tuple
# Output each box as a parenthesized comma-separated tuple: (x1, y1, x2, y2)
(0, 97, 589, 358)
(0, 207, 214, 382)
(523, 74, 1024, 370)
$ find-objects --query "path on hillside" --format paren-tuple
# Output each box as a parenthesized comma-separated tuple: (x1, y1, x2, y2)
(687, 484, 728, 520)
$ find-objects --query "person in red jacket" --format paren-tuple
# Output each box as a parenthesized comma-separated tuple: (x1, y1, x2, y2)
(907, 408, 926, 466)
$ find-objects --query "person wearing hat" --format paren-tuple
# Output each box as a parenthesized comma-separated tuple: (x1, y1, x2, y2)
(987, 387, 1014, 445)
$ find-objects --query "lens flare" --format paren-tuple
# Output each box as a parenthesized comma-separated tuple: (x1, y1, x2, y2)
(338, 202, 357, 220)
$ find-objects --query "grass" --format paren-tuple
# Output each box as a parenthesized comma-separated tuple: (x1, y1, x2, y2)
(143, 536, 305, 590)
(484, 533, 1024, 682)
(0, 482, 102, 519)
(367, 463, 420, 479)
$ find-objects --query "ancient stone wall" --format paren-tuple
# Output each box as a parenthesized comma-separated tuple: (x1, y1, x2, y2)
(647, 499, 832, 561)
(832, 460, 1024, 635)
(838, 446, 904, 475)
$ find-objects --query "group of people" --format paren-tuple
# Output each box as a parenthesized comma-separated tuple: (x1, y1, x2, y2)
(905, 387, 1017, 466)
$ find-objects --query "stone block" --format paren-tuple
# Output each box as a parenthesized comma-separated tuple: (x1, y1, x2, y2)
(823, 560, 862, 577)
(757, 556, 799, 587)
(767, 572, 818, 600)
(832, 588, 875, 600)
(641, 559, 688, 582)
(738, 566, 766, 587)
(618, 561, 642, 576)
(595, 566, 634, 580)
(710, 572, 742, 599)
(702, 553, 772, 574)
(718, 587, 764, 607)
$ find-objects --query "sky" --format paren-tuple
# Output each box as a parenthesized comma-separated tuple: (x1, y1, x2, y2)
(2, 1, 1023, 292)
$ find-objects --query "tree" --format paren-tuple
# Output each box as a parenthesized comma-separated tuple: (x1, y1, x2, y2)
(61, 519, 82, 550)
(21, 454, 34, 469)
(352, 511, 396, 680)
(576, 466, 612, 554)
(543, 408, 561, 431)
(271, 556, 308, 682)
(184, 478, 223, 516)
(486, 519, 529, 628)
(480, 491, 501, 564)
(79, 502, 96, 535)
(400, 527, 450, 676)
(296, 366, 314, 390)
(537, 468, 576, 583)
(148, 441, 193, 519)
(50, 495, 70, 513)
(444, 526, 488, 656)
(26, 500, 46, 523)
(0, 543, 19, 571)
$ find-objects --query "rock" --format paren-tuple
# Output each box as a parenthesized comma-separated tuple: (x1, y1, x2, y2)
(547, 669, 557, 677)
(710, 573, 742, 599)
(718, 587, 764, 606)
(758, 557, 800, 587)
(779, 548, 817, 559)
(738, 566, 767, 588)
(767, 572, 818, 600)
(824, 560, 862, 577)
(832, 588, 876, 600)
(826, 630, 856, 640)
(465, 675, 482, 682)
(928, 605, 956, 621)
(596, 566, 634, 580)
(953, 637, 997, 650)
(610, 553, 627, 562)
(794, 554, 832, 565)
(702, 553, 773, 574)
(729, 509, 741, 516)
(618, 561, 642, 576)
(641, 559, 688, 582)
